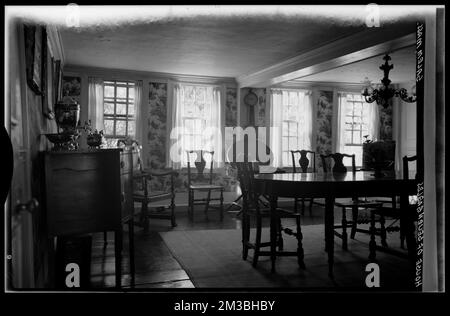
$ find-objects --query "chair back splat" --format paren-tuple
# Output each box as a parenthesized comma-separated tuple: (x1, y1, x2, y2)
(320, 153, 356, 174)
(291, 150, 316, 173)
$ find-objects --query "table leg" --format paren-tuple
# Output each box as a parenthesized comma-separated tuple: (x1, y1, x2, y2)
(269, 195, 278, 273)
(325, 196, 335, 278)
(128, 219, 135, 287)
(115, 230, 122, 288)
(400, 193, 416, 262)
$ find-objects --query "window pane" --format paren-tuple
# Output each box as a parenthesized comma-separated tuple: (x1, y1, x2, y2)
(104, 119, 114, 135)
(128, 103, 135, 115)
(104, 85, 114, 98)
(116, 103, 127, 115)
(116, 87, 127, 99)
(289, 137, 297, 150)
(282, 137, 288, 151)
(282, 152, 289, 166)
(116, 120, 126, 136)
(345, 131, 352, 144)
(346, 106, 353, 116)
(289, 122, 298, 134)
(282, 122, 288, 136)
(185, 119, 194, 133)
(104, 102, 114, 114)
(128, 87, 135, 100)
(127, 121, 135, 136)
(352, 132, 361, 144)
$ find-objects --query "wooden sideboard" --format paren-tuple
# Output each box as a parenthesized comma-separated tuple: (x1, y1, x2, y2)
(44, 148, 136, 288)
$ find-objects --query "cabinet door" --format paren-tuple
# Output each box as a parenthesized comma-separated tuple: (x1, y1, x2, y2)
(45, 151, 122, 236)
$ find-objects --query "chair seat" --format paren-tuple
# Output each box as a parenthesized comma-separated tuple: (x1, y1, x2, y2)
(134, 190, 172, 202)
(334, 199, 382, 208)
(189, 184, 224, 191)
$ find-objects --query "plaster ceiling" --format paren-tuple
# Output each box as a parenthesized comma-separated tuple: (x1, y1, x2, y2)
(58, 8, 418, 79)
(291, 45, 416, 85)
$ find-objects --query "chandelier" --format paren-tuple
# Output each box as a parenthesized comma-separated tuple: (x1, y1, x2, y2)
(361, 54, 416, 108)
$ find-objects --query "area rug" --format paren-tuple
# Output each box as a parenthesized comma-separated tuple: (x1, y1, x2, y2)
(159, 225, 414, 290)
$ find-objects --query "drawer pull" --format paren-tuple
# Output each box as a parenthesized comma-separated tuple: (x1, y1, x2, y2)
(120, 161, 125, 168)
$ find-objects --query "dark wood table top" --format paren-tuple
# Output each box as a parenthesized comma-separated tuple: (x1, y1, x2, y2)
(254, 171, 417, 198)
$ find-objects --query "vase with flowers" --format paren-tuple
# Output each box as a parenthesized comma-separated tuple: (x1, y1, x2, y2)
(83, 120, 104, 149)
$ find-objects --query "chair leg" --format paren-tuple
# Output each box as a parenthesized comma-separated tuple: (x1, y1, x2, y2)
(242, 214, 250, 260)
(219, 189, 224, 221)
(296, 216, 305, 269)
(301, 198, 305, 216)
(309, 198, 314, 216)
(369, 211, 377, 262)
(341, 207, 348, 250)
(294, 198, 298, 214)
(380, 214, 388, 247)
(188, 190, 194, 221)
(400, 230, 405, 249)
(277, 218, 283, 251)
(140, 202, 149, 233)
(252, 215, 262, 267)
(350, 206, 358, 239)
(128, 219, 135, 287)
(114, 230, 123, 288)
(170, 199, 177, 228)
(103, 231, 108, 248)
(204, 190, 211, 220)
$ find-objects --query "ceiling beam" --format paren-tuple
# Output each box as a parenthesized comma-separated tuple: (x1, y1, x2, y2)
(236, 27, 416, 88)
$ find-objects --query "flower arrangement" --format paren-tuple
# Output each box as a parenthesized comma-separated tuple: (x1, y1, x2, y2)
(83, 120, 104, 148)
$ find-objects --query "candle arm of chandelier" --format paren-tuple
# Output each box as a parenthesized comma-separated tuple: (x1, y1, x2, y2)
(363, 88, 379, 103)
(395, 88, 417, 103)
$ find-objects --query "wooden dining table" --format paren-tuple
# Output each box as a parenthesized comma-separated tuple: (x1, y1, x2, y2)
(253, 171, 418, 279)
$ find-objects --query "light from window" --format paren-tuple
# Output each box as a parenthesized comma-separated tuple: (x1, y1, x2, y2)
(281, 90, 311, 166)
(343, 93, 371, 167)
(179, 84, 215, 166)
(103, 80, 136, 138)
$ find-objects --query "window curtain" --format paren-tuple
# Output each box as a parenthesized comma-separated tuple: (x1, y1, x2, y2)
(134, 80, 143, 145)
(168, 83, 224, 170)
(269, 89, 313, 168)
(207, 86, 224, 168)
(269, 89, 283, 168)
(336, 92, 380, 153)
(336, 93, 347, 153)
(168, 83, 183, 169)
(88, 77, 104, 131)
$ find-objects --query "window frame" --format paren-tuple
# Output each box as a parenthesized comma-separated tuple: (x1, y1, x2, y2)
(342, 93, 371, 167)
(103, 80, 136, 139)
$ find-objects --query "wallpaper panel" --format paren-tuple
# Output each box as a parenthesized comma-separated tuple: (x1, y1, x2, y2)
(316, 90, 334, 171)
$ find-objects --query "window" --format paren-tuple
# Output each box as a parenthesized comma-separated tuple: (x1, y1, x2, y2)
(170, 83, 223, 168)
(341, 93, 372, 167)
(270, 89, 313, 167)
(103, 80, 136, 138)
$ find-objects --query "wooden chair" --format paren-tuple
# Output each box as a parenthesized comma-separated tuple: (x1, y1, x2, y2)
(372, 155, 417, 249)
(320, 153, 384, 250)
(236, 162, 305, 271)
(132, 141, 178, 230)
(291, 150, 316, 215)
(187, 150, 224, 221)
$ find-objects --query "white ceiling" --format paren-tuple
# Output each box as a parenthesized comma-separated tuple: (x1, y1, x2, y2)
(291, 46, 416, 85)
(57, 6, 420, 80)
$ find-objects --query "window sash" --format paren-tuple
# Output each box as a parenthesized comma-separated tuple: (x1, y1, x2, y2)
(103, 80, 135, 138)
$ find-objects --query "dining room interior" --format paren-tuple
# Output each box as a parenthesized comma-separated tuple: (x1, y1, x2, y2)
(4, 5, 445, 292)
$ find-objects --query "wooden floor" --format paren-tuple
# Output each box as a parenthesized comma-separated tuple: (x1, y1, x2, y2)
(89, 196, 414, 290)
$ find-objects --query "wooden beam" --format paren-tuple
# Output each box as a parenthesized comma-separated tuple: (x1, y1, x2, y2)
(237, 27, 416, 88)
